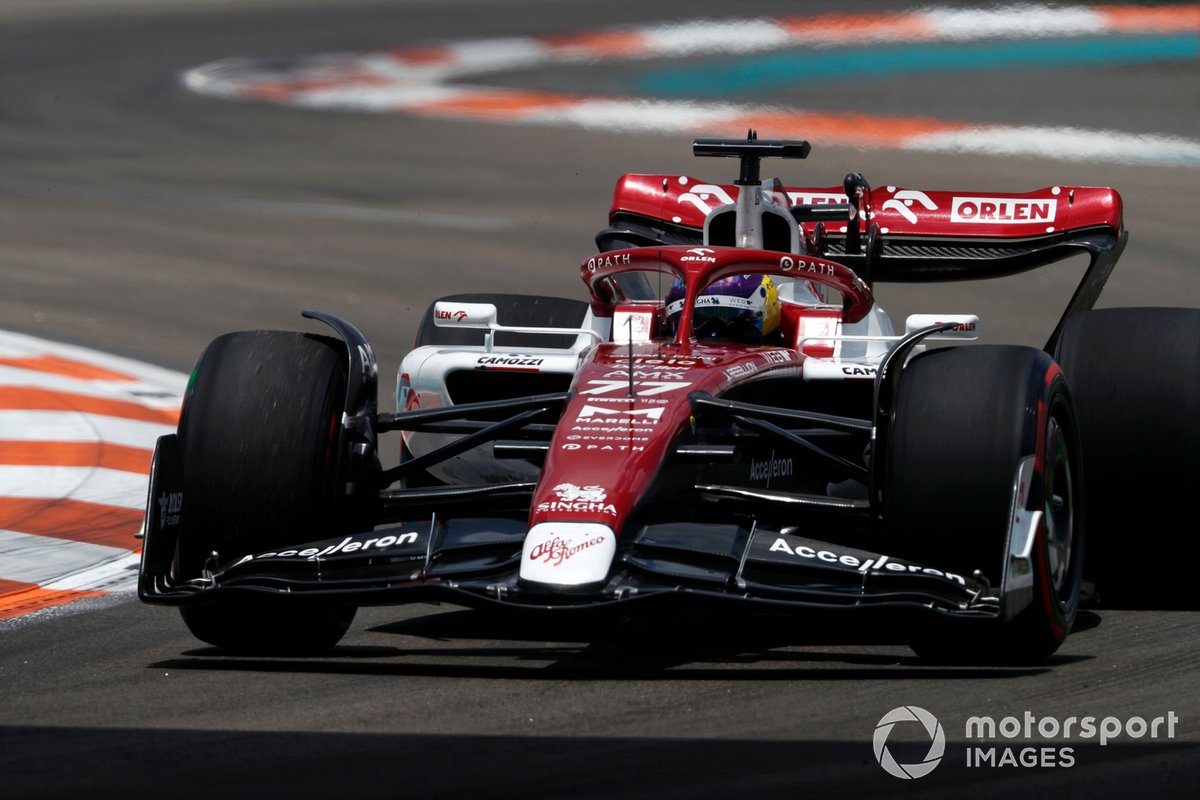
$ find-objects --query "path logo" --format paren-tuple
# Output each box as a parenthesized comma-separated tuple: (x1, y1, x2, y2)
(873, 706, 945, 779)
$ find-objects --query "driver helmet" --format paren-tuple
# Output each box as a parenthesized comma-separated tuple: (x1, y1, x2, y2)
(666, 274, 781, 342)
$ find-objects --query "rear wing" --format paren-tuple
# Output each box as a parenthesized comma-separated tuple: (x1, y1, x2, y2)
(597, 174, 1126, 350)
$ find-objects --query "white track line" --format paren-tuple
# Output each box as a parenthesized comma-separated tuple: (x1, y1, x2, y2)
(0, 529, 130, 585)
(0, 410, 173, 450)
(0, 466, 153, 510)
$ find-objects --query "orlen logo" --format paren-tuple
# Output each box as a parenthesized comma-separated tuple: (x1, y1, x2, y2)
(678, 183, 736, 214)
(680, 247, 716, 263)
(881, 190, 938, 224)
(786, 191, 847, 206)
(874, 706, 946, 780)
(434, 308, 468, 321)
(951, 197, 1057, 224)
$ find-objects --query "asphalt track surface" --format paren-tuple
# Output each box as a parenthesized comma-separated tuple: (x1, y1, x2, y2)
(1, 1, 1198, 797)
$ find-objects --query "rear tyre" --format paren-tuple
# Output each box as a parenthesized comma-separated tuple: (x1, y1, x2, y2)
(1054, 308, 1200, 605)
(887, 346, 1083, 663)
(175, 331, 356, 654)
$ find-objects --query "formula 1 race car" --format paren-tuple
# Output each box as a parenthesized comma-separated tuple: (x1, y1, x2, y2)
(139, 136, 1199, 663)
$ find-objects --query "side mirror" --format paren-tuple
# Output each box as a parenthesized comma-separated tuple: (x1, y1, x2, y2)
(430, 301, 602, 353)
(433, 302, 497, 329)
(905, 314, 980, 340)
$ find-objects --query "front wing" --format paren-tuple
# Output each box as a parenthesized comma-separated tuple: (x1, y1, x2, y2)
(140, 510, 1002, 624)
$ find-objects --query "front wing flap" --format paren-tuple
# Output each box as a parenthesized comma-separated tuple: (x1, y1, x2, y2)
(140, 517, 1001, 622)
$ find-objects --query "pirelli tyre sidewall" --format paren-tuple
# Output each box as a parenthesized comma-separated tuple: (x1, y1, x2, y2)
(1054, 307, 1200, 605)
(887, 345, 1083, 663)
(174, 330, 356, 654)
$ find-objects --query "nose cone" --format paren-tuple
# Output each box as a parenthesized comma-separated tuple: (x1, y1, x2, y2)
(520, 522, 616, 587)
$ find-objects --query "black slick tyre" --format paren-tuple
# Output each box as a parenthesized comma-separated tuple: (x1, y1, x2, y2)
(887, 345, 1083, 663)
(175, 330, 356, 654)
(1054, 307, 1200, 605)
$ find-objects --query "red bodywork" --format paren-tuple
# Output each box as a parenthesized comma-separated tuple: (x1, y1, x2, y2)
(610, 175, 1122, 237)
(526, 245, 873, 538)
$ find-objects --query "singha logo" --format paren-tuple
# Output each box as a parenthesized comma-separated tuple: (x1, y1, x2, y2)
(538, 483, 617, 516)
(553, 483, 607, 503)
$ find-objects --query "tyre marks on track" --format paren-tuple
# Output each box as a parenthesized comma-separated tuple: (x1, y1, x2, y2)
(0, 332, 186, 621)
(182, 3, 1200, 166)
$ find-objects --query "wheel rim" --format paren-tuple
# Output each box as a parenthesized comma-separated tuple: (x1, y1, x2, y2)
(1043, 414, 1076, 602)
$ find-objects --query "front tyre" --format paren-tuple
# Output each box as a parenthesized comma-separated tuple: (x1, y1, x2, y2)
(175, 331, 357, 654)
(887, 345, 1083, 663)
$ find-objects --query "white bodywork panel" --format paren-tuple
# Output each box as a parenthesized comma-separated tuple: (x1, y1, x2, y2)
(398, 309, 603, 484)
